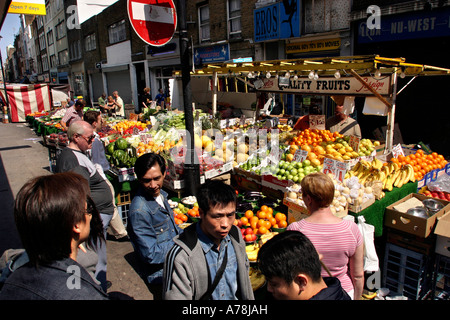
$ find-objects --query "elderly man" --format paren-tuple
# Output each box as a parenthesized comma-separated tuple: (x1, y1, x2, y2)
(325, 96, 361, 138)
(55, 120, 115, 292)
(112, 91, 125, 118)
(60, 98, 86, 131)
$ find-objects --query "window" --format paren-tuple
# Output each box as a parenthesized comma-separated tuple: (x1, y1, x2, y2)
(69, 40, 81, 61)
(55, 21, 66, 40)
(108, 19, 126, 44)
(85, 33, 96, 51)
(303, 0, 350, 34)
(47, 30, 54, 46)
(39, 32, 46, 50)
(228, 0, 241, 39)
(58, 50, 68, 66)
(50, 54, 57, 68)
(42, 53, 49, 71)
(199, 5, 210, 42)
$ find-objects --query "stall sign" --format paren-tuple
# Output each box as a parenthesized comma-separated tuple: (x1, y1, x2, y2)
(258, 76, 392, 96)
(322, 158, 349, 182)
(348, 135, 361, 152)
(194, 44, 230, 64)
(294, 149, 308, 162)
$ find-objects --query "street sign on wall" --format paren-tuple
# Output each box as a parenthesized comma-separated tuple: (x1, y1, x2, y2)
(127, 0, 177, 47)
(8, 0, 46, 15)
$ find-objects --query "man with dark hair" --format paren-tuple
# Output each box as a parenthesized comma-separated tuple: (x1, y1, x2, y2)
(60, 98, 86, 130)
(257, 231, 351, 300)
(163, 180, 254, 300)
(128, 153, 181, 292)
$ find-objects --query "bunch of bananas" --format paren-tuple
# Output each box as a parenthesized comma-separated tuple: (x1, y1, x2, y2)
(246, 244, 260, 262)
(347, 158, 415, 191)
(277, 124, 293, 132)
(249, 267, 266, 291)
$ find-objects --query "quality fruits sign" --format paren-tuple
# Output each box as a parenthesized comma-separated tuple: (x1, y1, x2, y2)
(128, 0, 177, 47)
(258, 75, 392, 96)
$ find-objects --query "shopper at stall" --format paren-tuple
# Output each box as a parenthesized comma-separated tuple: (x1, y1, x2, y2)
(257, 231, 351, 300)
(163, 180, 254, 300)
(104, 96, 115, 117)
(113, 91, 125, 118)
(60, 98, 85, 131)
(127, 153, 181, 297)
(55, 120, 115, 292)
(98, 93, 107, 114)
(140, 87, 153, 112)
(0, 172, 108, 300)
(287, 172, 364, 299)
(325, 96, 361, 138)
(154, 88, 166, 109)
(83, 110, 128, 241)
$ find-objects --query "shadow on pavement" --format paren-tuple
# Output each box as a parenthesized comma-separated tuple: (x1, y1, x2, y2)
(124, 251, 162, 300)
(0, 154, 22, 256)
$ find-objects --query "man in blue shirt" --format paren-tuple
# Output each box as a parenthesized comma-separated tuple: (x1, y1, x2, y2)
(154, 88, 166, 109)
(163, 180, 254, 300)
(128, 153, 181, 297)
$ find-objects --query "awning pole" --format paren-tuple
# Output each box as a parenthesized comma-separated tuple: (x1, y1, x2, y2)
(385, 69, 399, 153)
(397, 75, 417, 96)
(348, 69, 392, 108)
(212, 71, 218, 115)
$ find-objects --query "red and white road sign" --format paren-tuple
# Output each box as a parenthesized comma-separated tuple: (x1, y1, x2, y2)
(127, 0, 177, 47)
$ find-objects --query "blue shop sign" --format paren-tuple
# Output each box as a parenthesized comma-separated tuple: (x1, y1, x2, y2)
(358, 7, 450, 43)
(254, 0, 300, 42)
(194, 44, 230, 64)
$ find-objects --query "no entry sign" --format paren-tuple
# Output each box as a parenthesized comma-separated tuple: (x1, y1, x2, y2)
(127, 0, 177, 47)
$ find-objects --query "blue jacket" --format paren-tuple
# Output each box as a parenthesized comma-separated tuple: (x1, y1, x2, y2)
(0, 258, 108, 300)
(128, 188, 181, 283)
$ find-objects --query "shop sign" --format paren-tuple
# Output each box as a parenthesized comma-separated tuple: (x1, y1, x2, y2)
(8, 0, 46, 15)
(254, 0, 300, 42)
(257, 76, 392, 96)
(286, 38, 341, 54)
(194, 44, 230, 64)
(358, 7, 450, 43)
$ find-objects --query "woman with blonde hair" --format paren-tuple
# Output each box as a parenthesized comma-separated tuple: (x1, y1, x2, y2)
(287, 172, 364, 299)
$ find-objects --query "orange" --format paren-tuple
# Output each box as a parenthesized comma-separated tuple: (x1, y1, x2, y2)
(269, 217, 277, 226)
(258, 226, 268, 234)
(257, 211, 267, 219)
(250, 216, 259, 224)
(267, 207, 273, 216)
(245, 210, 254, 219)
(278, 220, 288, 228)
(264, 220, 272, 229)
(260, 205, 269, 212)
(240, 216, 249, 225)
(181, 214, 188, 222)
(257, 219, 266, 228)
(275, 212, 286, 222)
(250, 221, 258, 229)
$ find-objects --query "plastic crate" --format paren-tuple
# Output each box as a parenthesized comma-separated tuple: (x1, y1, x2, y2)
(117, 203, 130, 228)
(382, 243, 434, 300)
(432, 254, 450, 300)
(116, 191, 132, 206)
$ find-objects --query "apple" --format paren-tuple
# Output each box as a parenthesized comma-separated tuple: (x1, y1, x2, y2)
(244, 228, 254, 235)
(245, 234, 257, 242)
(445, 193, 450, 201)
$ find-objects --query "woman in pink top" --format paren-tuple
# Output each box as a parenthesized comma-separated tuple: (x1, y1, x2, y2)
(287, 172, 364, 299)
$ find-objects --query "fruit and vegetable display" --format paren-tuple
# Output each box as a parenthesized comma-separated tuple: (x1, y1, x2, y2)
(106, 137, 137, 168)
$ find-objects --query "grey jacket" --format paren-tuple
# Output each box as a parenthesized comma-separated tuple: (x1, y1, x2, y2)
(163, 223, 254, 300)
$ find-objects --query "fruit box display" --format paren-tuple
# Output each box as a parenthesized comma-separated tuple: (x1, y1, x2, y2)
(385, 193, 450, 238)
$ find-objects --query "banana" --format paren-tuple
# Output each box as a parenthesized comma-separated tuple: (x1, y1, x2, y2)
(377, 170, 386, 183)
(351, 161, 362, 173)
(371, 157, 383, 170)
(404, 164, 415, 182)
(362, 291, 378, 300)
(381, 164, 390, 177)
(384, 174, 394, 191)
(394, 168, 408, 188)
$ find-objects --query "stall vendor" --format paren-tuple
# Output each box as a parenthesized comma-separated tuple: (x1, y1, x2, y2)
(325, 96, 361, 138)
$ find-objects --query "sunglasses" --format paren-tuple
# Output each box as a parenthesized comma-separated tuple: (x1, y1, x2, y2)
(77, 134, 95, 144)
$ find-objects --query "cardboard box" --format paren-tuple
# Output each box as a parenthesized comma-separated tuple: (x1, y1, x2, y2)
(385, 193, 450, 238)
(434, 211, 450, 258)
(348, 197, 375, 213)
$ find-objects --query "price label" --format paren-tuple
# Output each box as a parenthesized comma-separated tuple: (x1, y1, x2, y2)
(309, 115, 325, 130)
(391, 144, 404, 158)
(294, 149, 308, 162)
(348, 135, 361, 152)
(322, 157, 348, 182)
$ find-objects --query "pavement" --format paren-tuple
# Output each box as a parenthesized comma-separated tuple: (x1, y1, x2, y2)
(0, 121, 153, 300)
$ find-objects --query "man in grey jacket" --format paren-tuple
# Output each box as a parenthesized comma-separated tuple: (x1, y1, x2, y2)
(163, 180, 254, 300)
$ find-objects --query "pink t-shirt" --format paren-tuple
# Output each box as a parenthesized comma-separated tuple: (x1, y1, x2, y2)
(287, 219, 363, 293)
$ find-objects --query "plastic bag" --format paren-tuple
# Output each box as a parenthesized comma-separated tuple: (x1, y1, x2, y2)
(357, 216, 379, 272)
(427, 174, 450, 193)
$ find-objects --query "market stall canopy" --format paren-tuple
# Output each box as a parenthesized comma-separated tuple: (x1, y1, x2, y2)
(179, 55, 450, 78)
(0, 1, 12, 30)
